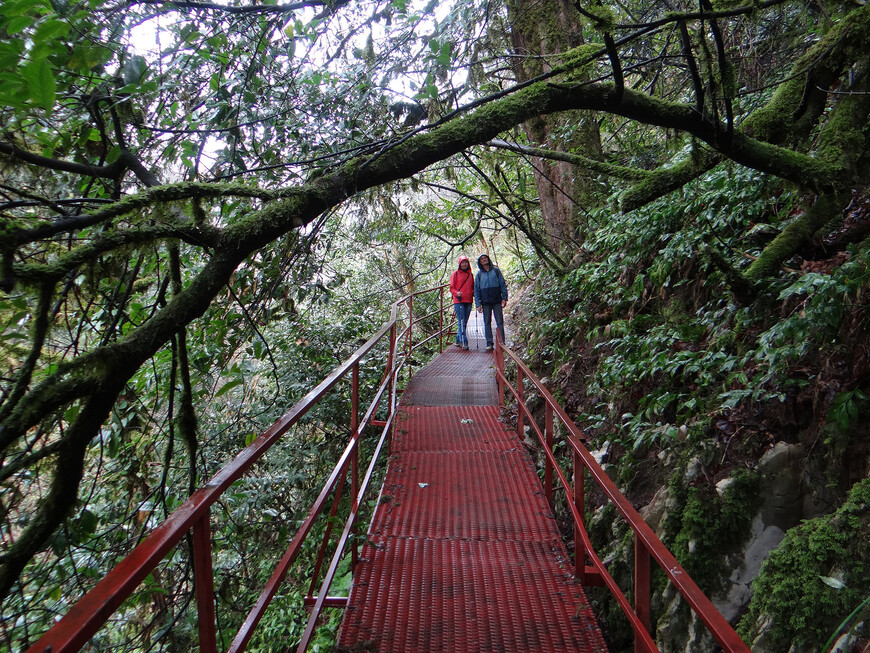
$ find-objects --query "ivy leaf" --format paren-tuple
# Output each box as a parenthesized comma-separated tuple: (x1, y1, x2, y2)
(25, 57, 56, 111)
(6, 16, 34, 34)
(120, 53, 147, 85)
(215, 377, 243, 397)
(33, 17, 70, 42)
(78, 508, 98, 536)
(819, 575, 845, 589)
(0, 72, 26, 107)
(437, 41, 452, 66)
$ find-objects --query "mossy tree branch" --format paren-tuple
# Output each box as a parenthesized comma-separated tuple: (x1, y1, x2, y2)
(488, 138, 649, 181)
(4, 12, 870, 597)
(1, 46, 863, 453)
(745, 192, 851, 283)
(620, 147, 723, 213)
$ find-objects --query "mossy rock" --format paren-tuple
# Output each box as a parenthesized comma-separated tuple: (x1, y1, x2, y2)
(738, 477, 870, 651)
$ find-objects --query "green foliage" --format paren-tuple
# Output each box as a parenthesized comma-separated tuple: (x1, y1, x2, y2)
(738, 477, 870, 650)
(518, 153, 870, 648)
(519, 165, 796, 450)
(752, 246, 870, 379)
(4, 0, 870, 650)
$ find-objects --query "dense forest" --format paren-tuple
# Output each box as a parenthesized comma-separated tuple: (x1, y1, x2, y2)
(1, 0, 869, 650)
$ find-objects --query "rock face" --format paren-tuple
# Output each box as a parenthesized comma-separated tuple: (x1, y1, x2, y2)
(639, 441, 810, 648)
(585, 437, 861, 651)
(714, 515, 785, 622)
(756, 442, 805, 531)
(710, 442, 804, 620)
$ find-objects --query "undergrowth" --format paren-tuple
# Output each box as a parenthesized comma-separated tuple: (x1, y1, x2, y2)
(512, 162, 870, 651)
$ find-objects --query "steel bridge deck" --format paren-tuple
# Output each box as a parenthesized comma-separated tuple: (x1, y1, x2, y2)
(337, 323, 608, 652)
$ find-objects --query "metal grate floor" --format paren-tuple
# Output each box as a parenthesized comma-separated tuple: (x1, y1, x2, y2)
(336, 346, 608, 652)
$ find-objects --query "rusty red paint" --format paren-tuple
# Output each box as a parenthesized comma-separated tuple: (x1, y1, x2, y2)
(29, 286, 448, 653)
(193, 514, 217, 653)
(495, 343, 752, 653)
(337, 404, 607, 652)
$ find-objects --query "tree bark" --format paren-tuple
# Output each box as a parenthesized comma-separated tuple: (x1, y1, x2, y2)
(508, 0, 603, 252)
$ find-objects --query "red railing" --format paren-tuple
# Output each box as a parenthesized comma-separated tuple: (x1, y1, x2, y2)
(28, 285, 454, 653)
(493, 336, 752, 653)
(30, 282, 747, 653)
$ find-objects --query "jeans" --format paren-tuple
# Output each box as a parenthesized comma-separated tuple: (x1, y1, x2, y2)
(481, 303, 505, 347)
(454, 302, 471, 346)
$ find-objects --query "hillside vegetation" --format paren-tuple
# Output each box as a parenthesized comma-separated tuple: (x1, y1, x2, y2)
(509, 166, 870, 652)
(3, 0, 870, 650)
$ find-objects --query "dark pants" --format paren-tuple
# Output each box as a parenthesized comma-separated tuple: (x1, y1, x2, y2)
(481, 303, 505, 347)
(454, 302, 471, 346)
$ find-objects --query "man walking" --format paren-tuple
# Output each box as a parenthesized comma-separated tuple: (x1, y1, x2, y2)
(474, 253, 508, 351)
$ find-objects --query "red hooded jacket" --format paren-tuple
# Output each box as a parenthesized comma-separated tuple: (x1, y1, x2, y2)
(449, 256, 474, 304)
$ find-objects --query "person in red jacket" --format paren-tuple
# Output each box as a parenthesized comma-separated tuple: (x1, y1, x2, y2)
(449, 255, 474, 350)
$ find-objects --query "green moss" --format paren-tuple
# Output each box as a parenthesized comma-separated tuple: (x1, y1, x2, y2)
(663, 468, 761, 594)
(814, 79, 870, 174)
(620, 148, 721, 214)
(745, 4, 870, 145)
(746, 192, 850, 282)
(738, 477, 870, 650)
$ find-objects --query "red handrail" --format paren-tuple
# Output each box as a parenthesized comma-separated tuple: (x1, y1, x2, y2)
(493, 335, 752, 653)
(32, 288, 744, 652)
(28, 285, 451, 653)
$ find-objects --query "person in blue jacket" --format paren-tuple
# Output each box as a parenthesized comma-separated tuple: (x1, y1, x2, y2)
(474, 253, 508, 351)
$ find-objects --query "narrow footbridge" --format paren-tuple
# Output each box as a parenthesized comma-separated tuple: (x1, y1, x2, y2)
(30, 287, 751, 653)
(338, 316, 606, 651)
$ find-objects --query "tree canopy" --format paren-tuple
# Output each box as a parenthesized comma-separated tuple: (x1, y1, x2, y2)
(3, 0, 870, 647)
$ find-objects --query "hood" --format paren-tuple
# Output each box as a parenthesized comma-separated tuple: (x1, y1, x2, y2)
(457, 255, 470, 270)
(477, 254, 491, 270)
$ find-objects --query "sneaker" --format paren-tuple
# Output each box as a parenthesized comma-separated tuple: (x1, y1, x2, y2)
(462, 344, 469, 351)
(486, 344, 493, 351)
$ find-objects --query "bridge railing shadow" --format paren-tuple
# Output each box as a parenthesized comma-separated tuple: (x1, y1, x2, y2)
(29, 285, 455, 653)
(493, 335, 752, 653)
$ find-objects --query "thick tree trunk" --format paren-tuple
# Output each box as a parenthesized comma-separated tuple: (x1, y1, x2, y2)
(508, 0, 602, 252)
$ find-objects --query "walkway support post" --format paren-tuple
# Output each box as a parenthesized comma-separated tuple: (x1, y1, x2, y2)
(635, 535, 652, 653)
(516, 369, 524, 442)
(388, 323, 397, 431)
(406, 296, 414, 386)
(544, 403, 554, 507)
(192, 512, 217, 653)
(573, 449, 584, 579)
(438, 286, 444, 353)
(495, 331, 505, 407)
(351, 362, 360, 570)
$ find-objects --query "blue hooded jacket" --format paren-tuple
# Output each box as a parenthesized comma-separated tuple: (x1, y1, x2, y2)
(474, 254, 508, 307)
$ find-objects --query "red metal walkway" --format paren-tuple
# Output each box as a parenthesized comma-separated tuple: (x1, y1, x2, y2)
(337, 315, 608, 652)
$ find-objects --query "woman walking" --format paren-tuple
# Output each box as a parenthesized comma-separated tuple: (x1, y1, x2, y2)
(449, 255, 474, 350)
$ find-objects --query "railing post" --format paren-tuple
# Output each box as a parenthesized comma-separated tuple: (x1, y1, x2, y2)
(388, 323, 397, 449)
(351, 361, 360, 570)
(573, 448, 585, 578)
(635, 535, 652, 653)
(496, 332, 504, 407)
(516, 368, 524, 441)
(406, 296, 414, 383)
(192, 512, 217, 653)
(544, 403, 553, 506)
(439, 286, 444, 353)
